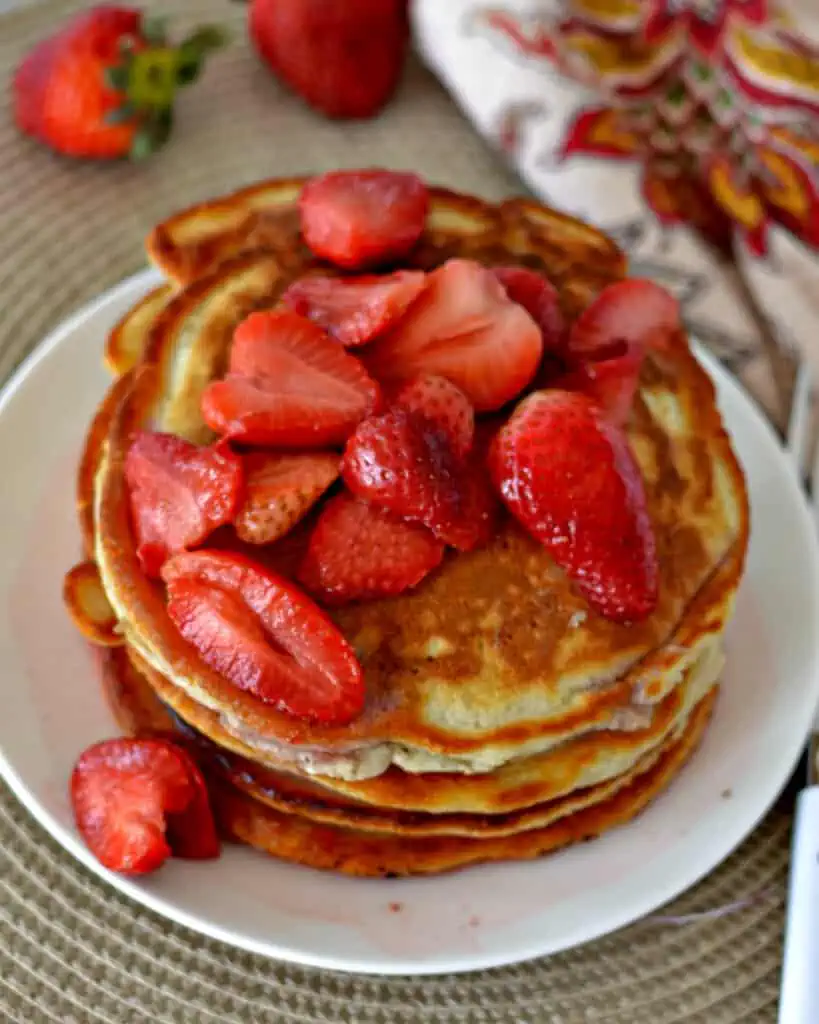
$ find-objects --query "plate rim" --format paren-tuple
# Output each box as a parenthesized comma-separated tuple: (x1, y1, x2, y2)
(0, 268, 817, 976)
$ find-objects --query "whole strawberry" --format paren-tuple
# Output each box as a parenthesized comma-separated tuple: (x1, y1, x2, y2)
(13, 6, 226, 160)
(249, 0, 408, 119)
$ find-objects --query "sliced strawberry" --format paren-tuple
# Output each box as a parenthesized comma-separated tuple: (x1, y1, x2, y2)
(162, 745, 220, 859)
(491, 266, 565, 352)
(364, 259, 542, 411)
(568, 279, 680, 361)
(393, 374, 474, 458)
(162, 550, 364, 724)
(208, 513, 319, 581)
(534, 351, 570, 386)
(299, 492, 444, 604)
(489, 390, 658, 623)
(201, 311, 380, 447)
(555, 342, 644, 426)
(70, 738, 220, 875)
(125, 432, 243, 577)
(299, 169, 428, 270)
(234, 451, 339, 545)
(342, 406, 495, 551)
(282, 270, 426, 347)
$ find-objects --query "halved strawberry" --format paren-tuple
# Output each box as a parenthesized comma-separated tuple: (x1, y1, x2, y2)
(70, 737, 220, 876)
(489, 390, 658, 623)
(299, 169, 428, 270)
(161, 744, 221, 860)
(234, 451, 339, 545)
(567, 278, 680, 361)
(363, 259, 542, 411)
(201, 311, 380, 447)
(555, 342, 644, 426)
(208, 512, 319, 581)
(125, 432, 243, 577)
(491, 266, 565, 352)
(342, 406, 495, 551)
(393, 374, 474, 458)
(162, 550, 364, 724)
(299, 492, 444, 604)
(282, 270, 426, 347)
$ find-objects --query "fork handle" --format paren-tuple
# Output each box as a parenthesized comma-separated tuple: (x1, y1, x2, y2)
(780, 786, 819, 1023)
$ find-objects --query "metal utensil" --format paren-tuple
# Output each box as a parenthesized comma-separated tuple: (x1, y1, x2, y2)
(778, 360, 819, 1024)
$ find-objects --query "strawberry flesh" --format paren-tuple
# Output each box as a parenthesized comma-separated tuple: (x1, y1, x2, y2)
(234, 451, 339, 545)
(162, 744, 221, 859)
(125, 432, 243, 577)
(201, 310, 380, 447)
(568, 278, 680, 361)
(393, 374, 474, 458)
(162, 550, 365, 724)
(491, 266, 565, 353)
(364, 259, 542, 411)
(299, 169, 428, 270)
(556, 280, 680, 423)
(282, 270, 425, 347)
(342, 406, 495, 551)
(555, 341, 644, 426)
(70, 737, 220, 875)
(299, 492, 444, 604)
(489, 390, 658, 623)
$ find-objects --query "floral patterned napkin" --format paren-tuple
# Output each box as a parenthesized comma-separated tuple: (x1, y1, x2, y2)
(411, 0, 819, 429)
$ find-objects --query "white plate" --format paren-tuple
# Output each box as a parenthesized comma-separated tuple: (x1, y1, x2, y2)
(1, 269, 818, 976)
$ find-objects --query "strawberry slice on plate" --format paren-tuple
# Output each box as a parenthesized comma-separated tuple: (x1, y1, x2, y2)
(489, 390, 658, 623)
(201, 311, 380, 447)
(234, 451, 339, 545)
(393, 374, 474, 458)
(299, 492, 444, 604)
(364, 259, 542, 411)
(125, 432, 243, 577)
(491, 266, 565, 353)
(282, 270, 426, 347)
(70, 737, 220, 875)
(162, 550, 364, 724)
(299, 169, 428, 270)
(342, 406, 495, 551)
(567, 279, 680, 361)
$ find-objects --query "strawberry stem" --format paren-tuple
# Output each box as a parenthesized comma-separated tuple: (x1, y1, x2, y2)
(103, 18, 228, 160)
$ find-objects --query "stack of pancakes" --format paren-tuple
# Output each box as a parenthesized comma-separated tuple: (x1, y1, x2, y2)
(68, 178, 749, 876)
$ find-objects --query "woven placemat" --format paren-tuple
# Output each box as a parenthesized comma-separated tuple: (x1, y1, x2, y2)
(0, 2, 792, 1020)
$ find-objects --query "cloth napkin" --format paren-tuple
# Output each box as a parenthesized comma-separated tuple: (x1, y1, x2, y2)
(411, 0, 819, 429)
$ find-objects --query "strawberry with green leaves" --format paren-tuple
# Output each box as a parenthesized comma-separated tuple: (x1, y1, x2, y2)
(13, 5, 225, 160)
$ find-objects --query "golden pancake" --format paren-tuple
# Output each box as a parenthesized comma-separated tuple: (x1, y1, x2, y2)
(219, 695, 713, 876)
(145, 178, 626, 314)
(100, 642, 716, 875)
(125, 602, 723, 817)
(105, 283, 174, 377)
(79, 183, 747, 784)
(64, 176, 749, 877)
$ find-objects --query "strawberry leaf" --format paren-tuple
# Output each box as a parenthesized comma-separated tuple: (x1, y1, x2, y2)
(104, 65, 129, 92)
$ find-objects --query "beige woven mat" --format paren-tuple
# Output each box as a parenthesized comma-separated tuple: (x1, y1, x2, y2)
(0, 1, 793, 1020)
